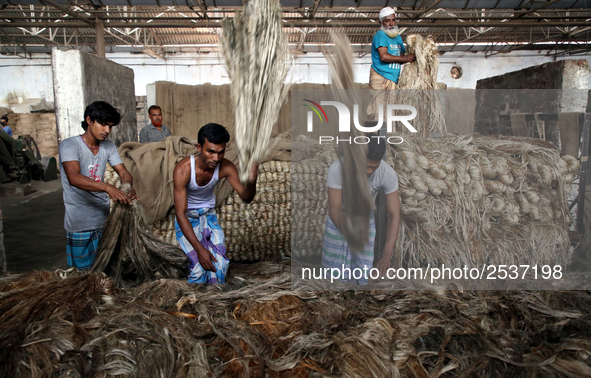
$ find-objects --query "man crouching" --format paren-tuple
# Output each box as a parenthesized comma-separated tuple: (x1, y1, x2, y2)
(173, 123, 258, 284)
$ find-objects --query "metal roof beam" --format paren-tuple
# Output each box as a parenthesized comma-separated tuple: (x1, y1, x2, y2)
(2, 19, 590, 27)
(37, 0, 94, 26)
(413, 0, 443, 19)
(513, 0, 562, 19)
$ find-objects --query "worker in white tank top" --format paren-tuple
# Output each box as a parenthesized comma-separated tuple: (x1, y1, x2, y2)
(173, 123, 258, 284)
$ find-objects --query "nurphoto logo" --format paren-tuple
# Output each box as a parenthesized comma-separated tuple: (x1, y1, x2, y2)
(303, 99, 418, 144)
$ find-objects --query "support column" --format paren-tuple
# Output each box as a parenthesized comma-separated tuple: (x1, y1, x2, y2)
(96, 19, 105, 58)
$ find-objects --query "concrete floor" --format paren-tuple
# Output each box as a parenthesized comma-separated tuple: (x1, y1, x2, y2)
(0, 178, 66, 273)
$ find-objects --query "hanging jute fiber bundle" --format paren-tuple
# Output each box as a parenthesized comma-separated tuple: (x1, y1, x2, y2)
(220, 0, 290, 182)
(91, 183, 188, 288)
(2, 264, 591, 377)
(321, 32, 374, 253)
(396, 34, 447, 137)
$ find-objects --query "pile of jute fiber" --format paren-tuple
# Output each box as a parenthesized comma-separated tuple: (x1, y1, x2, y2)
(2, 263, 591, 377)
(91, 182, 188, 288)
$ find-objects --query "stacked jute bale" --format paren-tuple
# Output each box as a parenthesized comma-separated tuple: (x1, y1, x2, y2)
(35, 113, 59, 158)
(12, 112, 58, 158)
(387, 134, 579, 268)
(291, 142, 337, 259)
(218, 160, 291, 261)
(106, 134, 578, 267)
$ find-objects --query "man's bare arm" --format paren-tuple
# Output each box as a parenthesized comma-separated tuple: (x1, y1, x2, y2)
(377, 47, 415, 64)
(376, 191, 401, 276)
(62, 160, 131, 204)
(173, 158, 217, 272)
(327, 188, 344, 232)
(222, 160, 258, 203)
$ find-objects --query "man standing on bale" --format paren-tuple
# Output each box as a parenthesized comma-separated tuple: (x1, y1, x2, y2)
(322, 137, 401, 285)
(139, 105, 172, 143)
(174, 123, 258, 284)
(59, 101, 137, 270)
(367, 7, 415, 120)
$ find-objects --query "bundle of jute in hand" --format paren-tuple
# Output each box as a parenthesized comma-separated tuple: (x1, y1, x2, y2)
(92, 183, 188, 288)
(387, 134, 579, 268)
(220, 0, 290, 182)
(396, 34, 447, 137)
(323, 31, 374, 252)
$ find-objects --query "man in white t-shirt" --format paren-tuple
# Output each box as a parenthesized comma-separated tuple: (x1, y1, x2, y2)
(322, 137, 401, 284)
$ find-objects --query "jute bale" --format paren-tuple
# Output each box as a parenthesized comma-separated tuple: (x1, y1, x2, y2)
(387, 134, 578, 268)
(218, 160, 292, 262)
(36, 113, 58, 158)
(14, 113, 38, 137)
(12, 112, 58, 158)
(107, 134, 577, 267)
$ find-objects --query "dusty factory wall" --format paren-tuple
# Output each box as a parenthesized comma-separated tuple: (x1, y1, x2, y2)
(441, 88, 476, 134)
(5, 50, 591, 111)
(0, 56, 53, 108)
(474, 60, 590, 137)
(107, 50, 591, 95)
(152, 82, 371, 140)
(52, 49, 137, 146)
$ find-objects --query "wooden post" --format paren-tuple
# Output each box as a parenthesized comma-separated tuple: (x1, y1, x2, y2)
(96, 19, 105, 58)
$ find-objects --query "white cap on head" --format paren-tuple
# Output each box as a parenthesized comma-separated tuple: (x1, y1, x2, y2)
(379, 7, 396, 22)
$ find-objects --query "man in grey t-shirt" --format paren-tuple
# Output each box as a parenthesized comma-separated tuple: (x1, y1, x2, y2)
(59, 101, 137, 270)
(139, 105, 172, 143)
(322, 137, 401, 284)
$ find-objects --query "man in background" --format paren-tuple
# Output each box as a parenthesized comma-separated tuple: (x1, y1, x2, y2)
(367, 7, 415, 121)
(139, 105, 172, 143)
(1, 116, 12, 137)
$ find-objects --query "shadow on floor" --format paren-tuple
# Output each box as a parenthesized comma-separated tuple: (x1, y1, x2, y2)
(0, 179, 66, 273)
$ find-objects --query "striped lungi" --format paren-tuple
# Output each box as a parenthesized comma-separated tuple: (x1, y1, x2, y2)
(66, 229, 102, 270)
(321, 213, 376, 285)
(175, 208, 229, 284)
(367, 67, 397, 122)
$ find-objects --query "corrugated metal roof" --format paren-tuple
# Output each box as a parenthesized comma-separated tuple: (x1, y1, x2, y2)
(1, 2, 590, 55)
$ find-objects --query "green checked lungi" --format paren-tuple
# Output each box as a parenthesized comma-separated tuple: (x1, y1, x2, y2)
(321, 213, 376, 285)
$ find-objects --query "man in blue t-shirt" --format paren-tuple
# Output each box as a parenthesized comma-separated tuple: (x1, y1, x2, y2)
(1, 116, 12, 137)
(368, 7, 415, 120)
